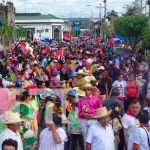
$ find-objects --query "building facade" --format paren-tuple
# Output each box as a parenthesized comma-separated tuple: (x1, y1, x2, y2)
(15, 13, 71, 41)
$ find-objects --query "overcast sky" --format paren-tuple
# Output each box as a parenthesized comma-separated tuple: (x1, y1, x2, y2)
(2, 0, 134, 18)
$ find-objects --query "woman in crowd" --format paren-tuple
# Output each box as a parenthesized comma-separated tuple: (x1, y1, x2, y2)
(97, 72, 108, 101)
(39, 113, 67, 150)
(125, 73, 140, 110)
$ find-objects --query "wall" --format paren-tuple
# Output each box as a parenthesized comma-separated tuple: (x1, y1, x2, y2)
(33, 24, 52, 40)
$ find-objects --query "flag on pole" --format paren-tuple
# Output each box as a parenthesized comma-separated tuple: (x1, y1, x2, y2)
(17, 41, 29, 55)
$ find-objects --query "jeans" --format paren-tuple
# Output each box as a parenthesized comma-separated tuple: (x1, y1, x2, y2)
(79, 119, 97, 147)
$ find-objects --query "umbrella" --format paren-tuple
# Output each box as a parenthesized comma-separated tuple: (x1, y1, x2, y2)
(96, 37, 101, 41)
(82, 35, 90, 41)
(114, 38, 122, 43)
(64, 34, 72, 40)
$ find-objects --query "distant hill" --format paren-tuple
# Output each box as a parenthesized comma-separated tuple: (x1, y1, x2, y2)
(67, 18, 90, 29)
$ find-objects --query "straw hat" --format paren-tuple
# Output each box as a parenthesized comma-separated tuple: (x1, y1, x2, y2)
(74, 87, 85, 97)
(77, 69, 88, 76)
(96, 107, 112, 119)
(80, 83, 95, 90)
(84, 76, 97, 83)
(40, 94, 45, 100)
(4, 111, 23, 124)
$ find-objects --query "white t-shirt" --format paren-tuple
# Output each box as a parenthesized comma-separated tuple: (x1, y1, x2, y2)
(39, 127, 67, 150)
(0, 128, 23, 150)
(86, 121, 115, 150)
(132, 127, 150, 150)
(122, 114, 140, 150)
(112, 80, 127, 97)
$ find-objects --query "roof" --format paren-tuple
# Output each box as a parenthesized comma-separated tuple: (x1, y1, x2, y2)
(15, 13, 59, 20)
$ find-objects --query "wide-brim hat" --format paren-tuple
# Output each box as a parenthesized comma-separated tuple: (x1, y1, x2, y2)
(4, 111, 24, 124)
(80, 83, 95, 90)
(84, 76, 97, 83)
(40, 94, 45, 100)
(96, 107, 112, 119)
(74, 87, 85, 97)
(77, 69, 89, 76)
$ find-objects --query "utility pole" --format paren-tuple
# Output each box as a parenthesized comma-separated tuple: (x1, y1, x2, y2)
(103, 0, 107, 22)
(99, 3, 102, 21)
(141, 0, 143, 13)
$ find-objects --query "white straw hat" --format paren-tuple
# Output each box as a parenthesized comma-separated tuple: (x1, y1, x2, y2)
(96, 107, 112, 119)
(77, 69, 88, 76)
(4, 111, 24, 124)
(80, 83, 95, 90)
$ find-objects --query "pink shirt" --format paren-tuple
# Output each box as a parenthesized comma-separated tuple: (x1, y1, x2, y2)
(78, 96, 102, 119)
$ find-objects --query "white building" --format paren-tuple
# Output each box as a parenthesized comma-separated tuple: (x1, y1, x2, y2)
(15, 13, 71, 41)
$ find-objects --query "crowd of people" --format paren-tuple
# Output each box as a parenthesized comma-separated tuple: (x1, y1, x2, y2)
(0, 38, 150, 150)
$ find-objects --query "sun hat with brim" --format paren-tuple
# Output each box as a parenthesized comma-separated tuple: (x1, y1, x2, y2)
(84, 76, 97, 83)
(73, 87, 85, 97)
(80, 83, 95, 90)
(77, 69, 89, 76)
(96, 107, 112, 119)
(4, 111, 24, 124)
(40, 94, 45, 100)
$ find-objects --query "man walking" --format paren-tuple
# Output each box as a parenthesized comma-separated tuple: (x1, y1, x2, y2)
(86, 107, 115, 150)
(0, 111, 23, 150)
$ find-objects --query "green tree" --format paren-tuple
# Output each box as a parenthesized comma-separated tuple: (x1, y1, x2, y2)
(141, 28, 150, 49)
(0, 18, 14, 47)
(107, 10, 118, 21)
(15, 26, 26, 40)
(114, 15, 148, 48)
(123, 5, 138, 16)
(101, 22, 110, 37)
(123, 2, 142, 16)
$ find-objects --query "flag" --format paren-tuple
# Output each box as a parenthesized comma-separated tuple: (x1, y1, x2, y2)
(44, 45, 49, 54)
(107, 38, 114, 45)
(56, 49, 64, 57)
(63, 34, 72, 40)
(17, 41, 29, 55)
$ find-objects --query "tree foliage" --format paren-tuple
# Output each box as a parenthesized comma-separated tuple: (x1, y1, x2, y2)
(107, 10, 118, 21)
(141, 28, 150, 49)
(123, 3, 142, 16)
(101, 22, 110, 36)
(114, 15, 148, 48)
(0, 18, 14, 39)
(15, 26, 26, 40)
